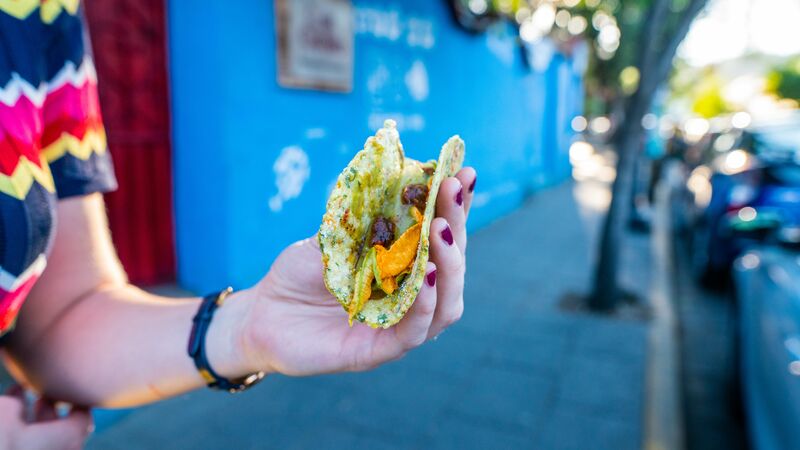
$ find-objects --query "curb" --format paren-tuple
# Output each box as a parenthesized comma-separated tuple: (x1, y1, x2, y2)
(643, 172, 685, 450)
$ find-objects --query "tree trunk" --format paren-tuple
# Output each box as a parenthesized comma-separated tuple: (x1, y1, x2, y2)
(588, 104, 644, 310)
(587, 0, 709, 311)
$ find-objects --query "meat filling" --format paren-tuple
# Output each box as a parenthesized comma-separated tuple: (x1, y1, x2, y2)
(401, 184, 429, 211)
(370, 217, 395, 247)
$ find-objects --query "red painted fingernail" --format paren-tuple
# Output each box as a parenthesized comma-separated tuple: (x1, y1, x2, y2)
(426, 269, 437, 287)
(469, 177, 476, 193)
(455, 186, 463, 206)
(441, 225, 454, 246)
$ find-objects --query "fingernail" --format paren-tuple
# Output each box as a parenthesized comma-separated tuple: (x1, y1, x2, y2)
(441, 225, 454, 246)
(426, 269, 437, 287)
(455, 186, 463, 206)
(469, 177, 476, 193)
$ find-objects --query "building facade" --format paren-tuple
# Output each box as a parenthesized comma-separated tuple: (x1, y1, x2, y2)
(91, 0, 583, 292)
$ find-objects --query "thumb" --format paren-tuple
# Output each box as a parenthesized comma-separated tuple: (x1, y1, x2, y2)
(22, 409, 92, 450)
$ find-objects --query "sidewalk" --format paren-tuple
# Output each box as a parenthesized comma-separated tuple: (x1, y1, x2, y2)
(88, 179, 652, 450)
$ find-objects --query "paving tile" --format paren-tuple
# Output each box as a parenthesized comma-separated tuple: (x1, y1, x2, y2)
(445, 365, 555, 433)
(571, 316, 648, 360)
(555, 353, 645, 422)
(89, 378, 341, 449)
(536, 407, 641, 450)
(422, 413, 535, 450)
(326, 362, 464, 434)
(482, 332, 570, 375)
(400, 327, 490, 382)
(283, 423, 412, 450)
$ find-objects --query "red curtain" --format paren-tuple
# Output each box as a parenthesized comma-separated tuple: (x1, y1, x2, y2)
(84, 1, 176, 285)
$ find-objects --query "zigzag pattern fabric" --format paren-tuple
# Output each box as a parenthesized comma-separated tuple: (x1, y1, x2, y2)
(0, 1, 116, 336)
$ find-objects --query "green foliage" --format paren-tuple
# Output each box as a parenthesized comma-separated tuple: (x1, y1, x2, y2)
(691, 77, 730, 118)
(472, 0, 697, 114)
(668, 65, 732, 118)
(767, 57, 800, 101)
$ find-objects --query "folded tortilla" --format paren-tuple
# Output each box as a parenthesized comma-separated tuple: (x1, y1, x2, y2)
(319, 120, 465, 328)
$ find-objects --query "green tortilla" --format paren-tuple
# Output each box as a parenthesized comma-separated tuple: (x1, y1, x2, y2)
(318, 120, 465, 328)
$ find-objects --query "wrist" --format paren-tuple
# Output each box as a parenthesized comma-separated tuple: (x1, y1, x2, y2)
(203, 288, 267, 380)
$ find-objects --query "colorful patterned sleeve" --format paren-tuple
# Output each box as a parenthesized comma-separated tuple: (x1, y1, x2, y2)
(43, 7, 117, 198)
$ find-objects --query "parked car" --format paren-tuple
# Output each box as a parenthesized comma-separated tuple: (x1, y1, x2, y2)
(688, 118, 800, 287)
(735, 237, 800, 450)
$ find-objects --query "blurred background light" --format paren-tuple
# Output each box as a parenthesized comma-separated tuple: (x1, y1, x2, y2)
(520, 19, 543, 42)
(567, 15, 588, 35)
(641, 113, 658, 130)
(680, 0, 800, 66)
(688, 166, 713, 208)
(571, 115, 588, 132)
(597, 24, 620, 53)
(496, 0, 513, 14)
(738, 206, 757, 222)
(731, 111, 752, 129)
(739, 253, 761, 270)
(619, 66, 640, 94)
(714, 133, 736, 152)
(555, 9, 571, 28)
(468, 0, 489, 15)
(569, 140, 594, 164)
(515, 7, 532, 24)
(683, 117, 710, 142)
(591, 11, 612, 31)
(532, 3, 557, 35)
(589, 116, 612, 134)
(723, 149, 750, 174)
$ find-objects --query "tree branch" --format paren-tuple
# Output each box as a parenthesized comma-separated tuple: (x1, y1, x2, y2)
(652, 0, 709, 87)
(636, 0, 671, 80)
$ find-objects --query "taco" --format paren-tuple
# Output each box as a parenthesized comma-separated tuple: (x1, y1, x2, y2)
(318, 120, 465, 328)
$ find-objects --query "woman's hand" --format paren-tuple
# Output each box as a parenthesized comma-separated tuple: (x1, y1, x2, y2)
(237, 168, 476, 376)
(0, 389, 91, 450)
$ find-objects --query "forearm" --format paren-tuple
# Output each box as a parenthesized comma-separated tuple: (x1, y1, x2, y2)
(4, 284, 258, 408)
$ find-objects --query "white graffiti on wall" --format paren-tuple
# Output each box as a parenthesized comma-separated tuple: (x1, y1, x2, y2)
(406, 18, 434, 49)
(355, 8, 401, 41)
(404, 60, 429, 101)
(367, 63, 390, 94)
(305, 127, 327, 139)
(355, 7, 435, 49)
(268, 146, 311, 212)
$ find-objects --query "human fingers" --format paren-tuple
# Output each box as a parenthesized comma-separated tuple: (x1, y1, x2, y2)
(455, 167, 477, 219)
(21, 409, 92, 450)
(436, 177, 467, 253)
(0, 394, 24, 422)
(427, 218, 465, 339)
(391, 261, 438, 350)
(4, 386, 47, 423)
(31, 397, 59, 423)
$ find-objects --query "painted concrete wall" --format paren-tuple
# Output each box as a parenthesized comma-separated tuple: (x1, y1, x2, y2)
(167, 0, 583, 293)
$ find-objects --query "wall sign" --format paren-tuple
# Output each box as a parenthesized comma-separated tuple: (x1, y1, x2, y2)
(275, 0, 354, 93)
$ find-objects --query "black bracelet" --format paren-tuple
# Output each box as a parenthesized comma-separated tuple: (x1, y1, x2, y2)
(187, 288, 264, 393)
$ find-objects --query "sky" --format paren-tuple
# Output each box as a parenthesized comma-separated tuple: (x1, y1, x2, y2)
(679, 0, 800, 66)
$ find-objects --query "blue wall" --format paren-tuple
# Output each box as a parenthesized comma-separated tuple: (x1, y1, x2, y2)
(168, 0, 583, 293)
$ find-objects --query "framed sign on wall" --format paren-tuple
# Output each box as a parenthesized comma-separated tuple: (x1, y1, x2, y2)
(275, 0, 354, 93)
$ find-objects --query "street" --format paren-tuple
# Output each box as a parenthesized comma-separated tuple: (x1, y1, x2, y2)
(673, 236, 749, 450)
